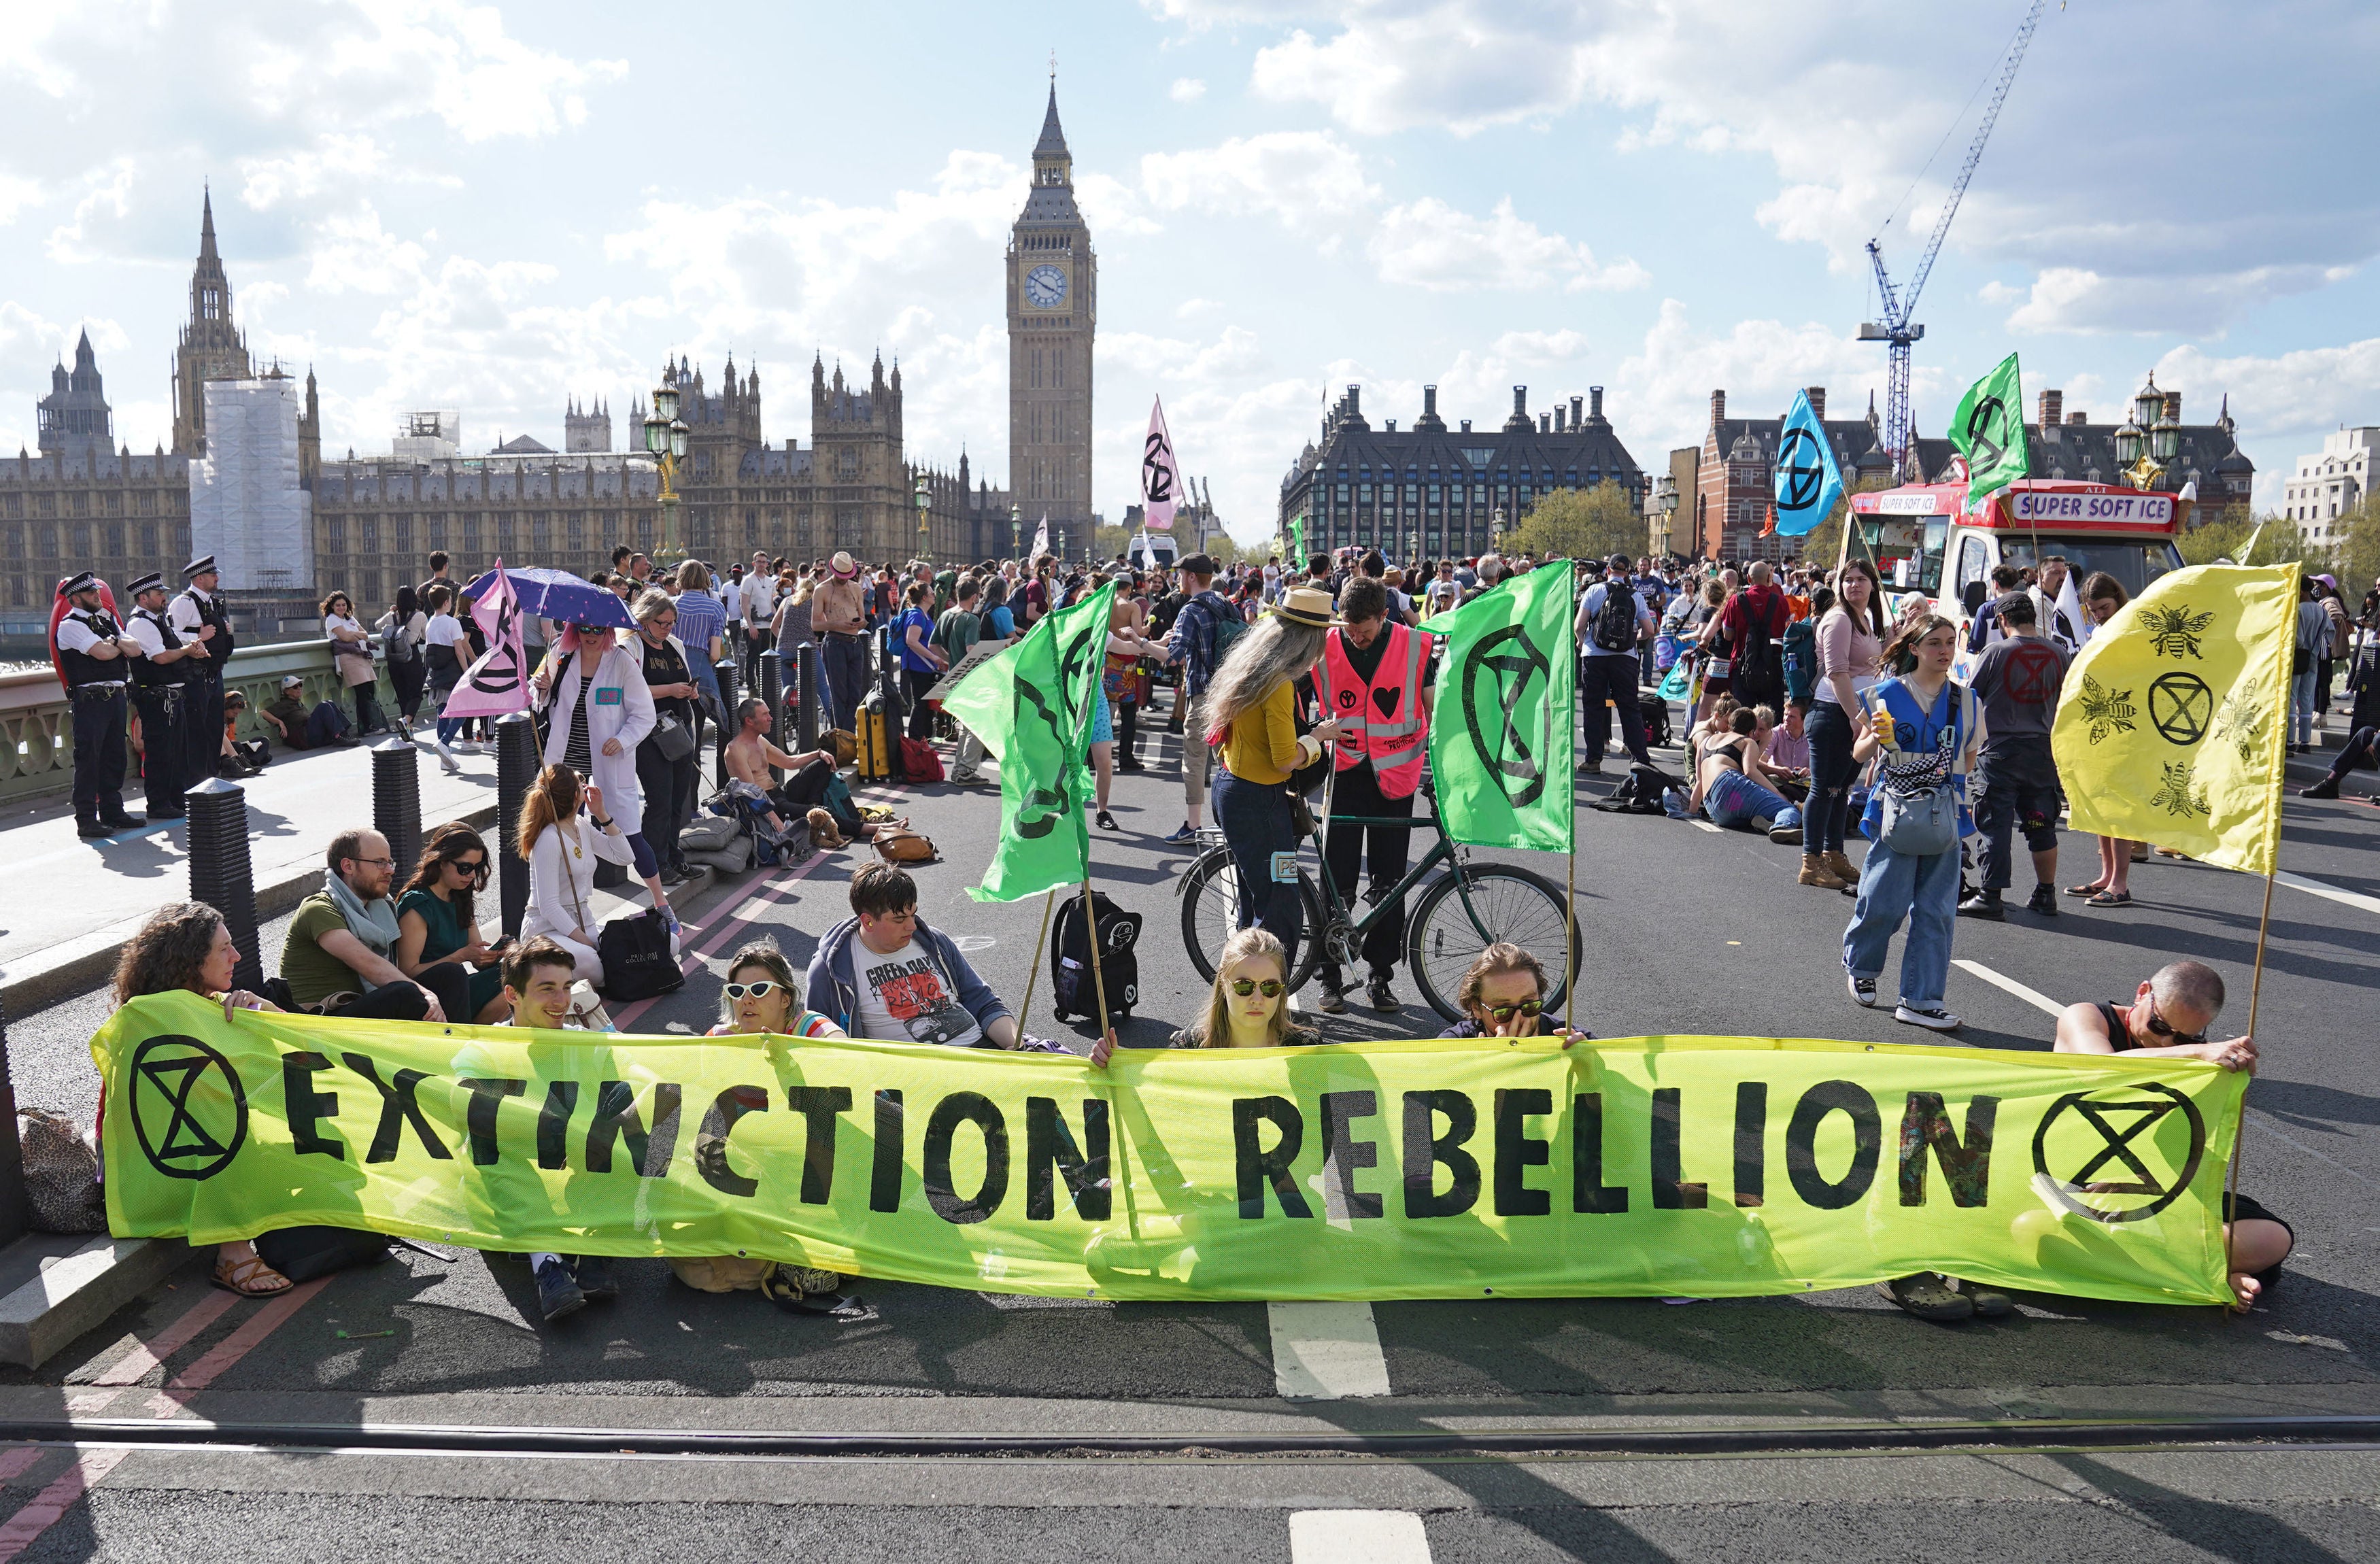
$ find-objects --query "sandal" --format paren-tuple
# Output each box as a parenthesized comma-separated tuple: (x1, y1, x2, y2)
(212, 1251, 293, 1297)
(2085, 889, 2132, 908)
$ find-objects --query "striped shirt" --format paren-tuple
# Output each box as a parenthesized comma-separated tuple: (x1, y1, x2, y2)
(672, 589, 728, 661)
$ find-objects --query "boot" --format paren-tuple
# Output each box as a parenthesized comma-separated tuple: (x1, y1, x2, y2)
(1799, 852, 1850, 889)
(76, 812, 111, 840)
(1956, 888, 2005, 920)
(1823, 849, 1858, 884)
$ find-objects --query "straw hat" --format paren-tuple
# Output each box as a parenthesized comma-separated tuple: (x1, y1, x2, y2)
(830, 551, 858, 579)
(1274, 586, 1336, 628)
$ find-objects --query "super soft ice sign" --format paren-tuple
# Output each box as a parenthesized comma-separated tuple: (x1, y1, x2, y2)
(2008, 490, 2174, 526)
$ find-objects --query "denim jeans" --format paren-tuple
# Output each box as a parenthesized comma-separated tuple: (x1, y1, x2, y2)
(2292, 666, 2318, 745)
(1704, 768, 1799, 832)
(1212, 767, 1304, 972)
(1805, 700, 1858, 854)
(1843, 837, 1961, 1008)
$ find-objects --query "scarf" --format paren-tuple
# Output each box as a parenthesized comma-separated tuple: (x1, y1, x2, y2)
(325, 869, 403, 957)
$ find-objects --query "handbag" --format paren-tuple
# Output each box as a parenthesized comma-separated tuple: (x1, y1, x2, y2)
(1869, 684, 1969, 857)
(596, 907, 684, 1001)
(872, 827, 938, 864)
(650, 711, 696, 762)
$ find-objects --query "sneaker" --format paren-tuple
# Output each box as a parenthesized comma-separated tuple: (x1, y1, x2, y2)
(1847, 973, 1877, 1008)
(1095, 810, 1119, 832)
(534, 1257, 585, 1322)
(571, 1255, 619, 1302)
(1316, 983, 1349, 1015)
(1161, 821, 1197, 845)
(1367, 977, 1399, 1013)
(1878, 1272, 1973, 1323)
(1576, 761, 1605, 777)
(435, 742, 461, 775)
(1956, 890, 2004, 920)
(2024, 884, 2060, 917)
(1766, 823, 1803, 845)
(1894, 1003, 1961, 1032)
(2299, 777, 2340, 800)
(949, 768, 983, 785)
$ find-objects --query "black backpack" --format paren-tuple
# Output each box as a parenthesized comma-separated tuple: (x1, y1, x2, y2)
(596, 907, 684, 1002)
(1591, 581, 1639, 653)
(1051, 889, 1142, 1024)
(1732, 594, 1782, 698)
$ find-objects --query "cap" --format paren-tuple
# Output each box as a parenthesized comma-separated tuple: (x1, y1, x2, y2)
(1178, 553, 1217, 575)
(282, 675, 303, 688)
(831, 551, 858, 579)
(1274, 586, 1336, 628)
(58, 571, 99, 598)
(126, 571, 165, 596)
(182, 554, 218, 579)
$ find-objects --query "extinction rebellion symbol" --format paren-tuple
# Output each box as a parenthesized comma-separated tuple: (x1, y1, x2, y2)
(2147, 671, 2214, 746)
(128, 1034, 249, 1180)
(1965, 394, 2011, 474)
(2029, 1083, 2205, 1224)
(1775, 427, 1827, 518)
(1459, 622, 1551, 809)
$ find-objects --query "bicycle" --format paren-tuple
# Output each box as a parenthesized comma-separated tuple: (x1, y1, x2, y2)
(1176, 779, 1580, 1023)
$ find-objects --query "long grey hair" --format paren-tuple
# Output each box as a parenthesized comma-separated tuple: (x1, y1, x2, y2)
(1201, 612, 1329, 743)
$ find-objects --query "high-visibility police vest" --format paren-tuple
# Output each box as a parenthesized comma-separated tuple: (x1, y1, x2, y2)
(1319, 621, 1429, 797)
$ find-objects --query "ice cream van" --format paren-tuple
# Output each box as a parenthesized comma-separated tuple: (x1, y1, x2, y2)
(1842, 476, 2185, 673)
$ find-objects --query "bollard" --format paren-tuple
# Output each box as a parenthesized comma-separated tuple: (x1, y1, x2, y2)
(495, 711, 538, 937)
(758, 650, 785, 783)
(0, 996, 28, 1247)
(186, 776, 261, 993)
(371, 738, 422, 882)
(794, 640, 820, 751)
(715, 654, 740, 785)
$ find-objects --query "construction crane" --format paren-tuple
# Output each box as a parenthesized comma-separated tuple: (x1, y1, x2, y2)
(1860, 0, 2047, 481)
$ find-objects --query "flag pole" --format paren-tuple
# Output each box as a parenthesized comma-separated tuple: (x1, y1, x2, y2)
(1015, 887, 1058, 1027)
(1081, 870, 1114, 1043)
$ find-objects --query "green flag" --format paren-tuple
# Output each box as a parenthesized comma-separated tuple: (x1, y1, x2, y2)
(1288, 516, 1306, 561)
(1949, 351, 2028, 509)
(944, 580, 1116, 901)
(1422, 563, 1575, 851)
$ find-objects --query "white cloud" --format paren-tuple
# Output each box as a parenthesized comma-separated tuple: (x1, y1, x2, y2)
(2152, 337, 2380, 492)
(1169, 76, 1206, 103)
(1140, 131, 1378, 230)
(304, 205, 430, 296)
(1370, 197, 1646, 293)
(1612, 299, 1892, 456)
(241, 133, 393, 211)
(2005, 264, 2347, 337)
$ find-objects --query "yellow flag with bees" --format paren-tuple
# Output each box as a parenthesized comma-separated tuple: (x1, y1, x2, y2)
(2051, 563, 2297, 874)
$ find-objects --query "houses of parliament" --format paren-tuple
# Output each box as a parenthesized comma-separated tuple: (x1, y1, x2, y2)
(0, 86, 1099, 643)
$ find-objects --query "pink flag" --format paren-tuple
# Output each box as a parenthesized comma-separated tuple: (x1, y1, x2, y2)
(1140, 395, 1179, 532)
(441, 560, 530, 719)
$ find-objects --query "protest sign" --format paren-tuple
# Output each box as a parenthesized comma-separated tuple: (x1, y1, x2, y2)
(98, 993, 2240, 1306)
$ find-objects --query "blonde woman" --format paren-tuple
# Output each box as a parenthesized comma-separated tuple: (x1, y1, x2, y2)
(1202, 587, 1342, 971)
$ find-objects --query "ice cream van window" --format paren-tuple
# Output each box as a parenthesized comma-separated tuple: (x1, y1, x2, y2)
(1999, 537, 2183, 599)
(1854, 516, 1947, 593)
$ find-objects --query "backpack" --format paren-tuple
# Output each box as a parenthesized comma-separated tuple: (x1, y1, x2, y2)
(1782, 617, 1818, 705)
(1733, 594, 1782, 698)
(1196, 592, 1248, 670)
(1050, 888, 1142, 1024)
(899, 736, 944, 783)
(1591, 582, 1639, 654)
(596, 907, 684, 1002)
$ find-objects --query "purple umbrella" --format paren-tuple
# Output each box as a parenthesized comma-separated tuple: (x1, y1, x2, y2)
(461, 566, 636, 630)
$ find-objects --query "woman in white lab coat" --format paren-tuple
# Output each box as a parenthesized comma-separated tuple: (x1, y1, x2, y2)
(515, 764, 639, 985)
(533, 623, 675, 928)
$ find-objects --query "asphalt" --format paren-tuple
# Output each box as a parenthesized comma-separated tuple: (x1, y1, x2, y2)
(3, 696, 2376, 1559)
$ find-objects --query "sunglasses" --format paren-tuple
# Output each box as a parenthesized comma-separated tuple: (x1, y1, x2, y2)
(2143, 998, 2207, 1047)
(724, 981, 781, 1001)
(1481, 1000, 1544, 1021)
(1229, 979, 1285, 998)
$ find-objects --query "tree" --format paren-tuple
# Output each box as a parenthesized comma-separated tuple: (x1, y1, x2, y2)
(2324, 500, 2376, 598)
(2177, 512, 2315, 569)
(1507, 483, 1646, 564)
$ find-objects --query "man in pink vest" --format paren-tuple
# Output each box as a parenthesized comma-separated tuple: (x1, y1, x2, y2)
(1314, 575, 1434, 1015)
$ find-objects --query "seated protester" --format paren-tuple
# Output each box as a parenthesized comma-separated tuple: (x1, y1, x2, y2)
(260, 675, 354, 751)
(677, 941, 850, 1304)
(1438, 942, 1584, 1044)
(222, 690, 268, 776)
(804, 862, 1021, 1048)
(111, 901, 294, 1296)
(2057, 960, 2284, 1309)
(721, 696, 903, 849)
(517, 764, 636, 986)
(1761, 702, 1811, 782)
(277, 830, 449, 1021)
(1689, 706, 1805, 843)
(394, 822, 513, 1025)
(1163, 928, 1319, 1052)
(494, 937, 621, 1322)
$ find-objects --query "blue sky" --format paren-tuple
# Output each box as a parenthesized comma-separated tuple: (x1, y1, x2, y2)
(4, 0, 2377, 543)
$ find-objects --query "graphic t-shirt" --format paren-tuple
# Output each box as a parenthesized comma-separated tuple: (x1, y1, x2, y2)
(1969, 633, 2069, 741)
(851, 936, 983, 1048)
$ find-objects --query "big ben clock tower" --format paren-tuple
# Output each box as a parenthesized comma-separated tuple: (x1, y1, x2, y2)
(1008, 78, 1095, 556)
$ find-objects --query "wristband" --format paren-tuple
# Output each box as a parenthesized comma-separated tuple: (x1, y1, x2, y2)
(590, 815, 614, 830)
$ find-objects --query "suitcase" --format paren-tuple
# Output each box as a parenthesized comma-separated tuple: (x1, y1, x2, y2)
(856, 688, 895, 782)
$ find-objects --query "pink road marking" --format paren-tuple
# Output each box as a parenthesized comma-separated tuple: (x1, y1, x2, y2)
(0, 1450, 42, 1484)
(146, 1275, 333, 1416)
(0, 1449, 129, 1561)
(89, 1286, 241, 1387)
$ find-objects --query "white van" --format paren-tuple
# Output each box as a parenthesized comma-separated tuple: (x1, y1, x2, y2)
(1127, 530, 1181, 573)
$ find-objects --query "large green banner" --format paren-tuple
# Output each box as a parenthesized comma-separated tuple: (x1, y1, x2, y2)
(1423, 564, 1576, 852)
(97, 993, 2242, 1306)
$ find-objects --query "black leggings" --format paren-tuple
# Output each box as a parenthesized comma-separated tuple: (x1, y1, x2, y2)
(1805, 700, 1859, 855)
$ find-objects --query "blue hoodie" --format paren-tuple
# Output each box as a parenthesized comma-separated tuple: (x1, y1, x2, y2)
(804, 913, 1014, 1043)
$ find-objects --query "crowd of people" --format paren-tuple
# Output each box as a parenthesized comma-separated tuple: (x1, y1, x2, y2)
(81, 532, 2366, 1325)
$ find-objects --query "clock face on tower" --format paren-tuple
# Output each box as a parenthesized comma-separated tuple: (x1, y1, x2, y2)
(1024, 263, 1068, 309)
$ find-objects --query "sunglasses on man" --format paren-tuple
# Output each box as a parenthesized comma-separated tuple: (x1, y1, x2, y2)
(2142, 997, 2208, 1047)
(1480, 1000, 1544, 1022)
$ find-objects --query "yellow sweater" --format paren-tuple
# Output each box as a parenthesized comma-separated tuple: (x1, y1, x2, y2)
(1221, 681, 1305, 785)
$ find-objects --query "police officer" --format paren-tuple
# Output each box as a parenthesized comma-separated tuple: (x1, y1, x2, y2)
(120, 569, 205, 821)
(53, 571, 142, 838)
(169, 555, 235, 789)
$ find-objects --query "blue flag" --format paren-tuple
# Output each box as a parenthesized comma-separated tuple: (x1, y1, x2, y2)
(1771, 389, 1845, 537)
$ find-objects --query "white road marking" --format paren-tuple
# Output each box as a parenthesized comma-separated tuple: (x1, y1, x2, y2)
(1950, 959, 2063, 1018)
(2276, 870, 2380, 919)
(1268, 1300, 1391, 1399)
(1690, 819, 1722, 833)
(1290, 1510, 1433, 1563)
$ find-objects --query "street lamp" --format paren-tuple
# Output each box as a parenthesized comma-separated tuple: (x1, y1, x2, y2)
(2114, 373, 2180, 491)
(642, 380, 688, 565)
(1009, 503, 1021, 558)
(1489, 505, 1506, 556)
(1654, 474, 1679, 558)
(914, 473, 932, 554)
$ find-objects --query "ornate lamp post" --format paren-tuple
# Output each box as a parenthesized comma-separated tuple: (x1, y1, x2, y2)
(914, 473, 932, 558)
(1654, 474, 1679, 560)
(1489, 505, 1507, 558)
(1009, 503, 1021, 558)
(643, 381, 690, 564)
(2114, 374, 2180, 492)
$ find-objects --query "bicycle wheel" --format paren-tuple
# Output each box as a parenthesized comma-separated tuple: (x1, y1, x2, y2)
(1178, 847, 1324, 992)
(1405, 863, 1581, 1023)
